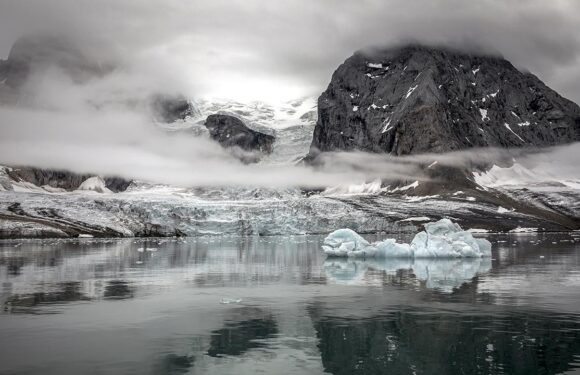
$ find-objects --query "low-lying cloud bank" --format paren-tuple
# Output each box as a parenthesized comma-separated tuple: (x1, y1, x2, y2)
(1, 101, 579, 189)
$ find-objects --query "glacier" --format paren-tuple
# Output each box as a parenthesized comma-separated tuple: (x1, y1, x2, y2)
(323, 219, 492, 258)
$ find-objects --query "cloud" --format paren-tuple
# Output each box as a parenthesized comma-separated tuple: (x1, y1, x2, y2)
(1, 0, 580, 102)
(0, 0, 579, 189)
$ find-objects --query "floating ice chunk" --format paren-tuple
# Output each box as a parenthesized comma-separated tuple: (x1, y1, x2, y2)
(468, 228, 490, 233)
(322, 229, 370, 257)
(374, 239, 413, 257)
(323, 219, 492, 258)
(509, 227, 537, 233)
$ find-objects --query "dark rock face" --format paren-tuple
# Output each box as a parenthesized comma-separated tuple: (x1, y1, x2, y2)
(7, 167, 131, 192)
(150, 94, 198, 123)
(205, 114, 275, 154)
(0, 35, 109, 91)
(309, 44, 580, 157)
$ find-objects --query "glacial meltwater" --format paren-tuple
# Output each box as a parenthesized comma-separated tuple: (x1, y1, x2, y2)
(1, 233, 580, 375)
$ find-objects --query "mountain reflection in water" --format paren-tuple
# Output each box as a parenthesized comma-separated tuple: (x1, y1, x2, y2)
(0, 233, 579, 374)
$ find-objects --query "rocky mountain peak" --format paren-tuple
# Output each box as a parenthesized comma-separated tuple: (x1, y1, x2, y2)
(308, 44, 580, 157)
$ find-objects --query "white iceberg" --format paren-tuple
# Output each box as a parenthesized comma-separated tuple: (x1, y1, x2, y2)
(323, 218, 491, 258)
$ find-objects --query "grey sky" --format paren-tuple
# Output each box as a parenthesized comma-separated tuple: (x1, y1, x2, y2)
(1, 0, 580, 103)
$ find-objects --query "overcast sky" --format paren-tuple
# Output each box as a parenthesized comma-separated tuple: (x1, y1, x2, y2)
(1, 0, 580, 103)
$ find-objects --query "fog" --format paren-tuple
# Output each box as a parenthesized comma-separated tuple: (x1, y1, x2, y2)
(0, 0, 579, 188)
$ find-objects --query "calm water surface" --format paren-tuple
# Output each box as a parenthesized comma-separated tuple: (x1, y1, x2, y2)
(1, 233, 580, 375)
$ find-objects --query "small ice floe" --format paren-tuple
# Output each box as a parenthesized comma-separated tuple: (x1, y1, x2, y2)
(468, 229, 490, 233)
(323, 219, 492, 258)
(509, 227, 537, 233)
(220, 298, 242, 304)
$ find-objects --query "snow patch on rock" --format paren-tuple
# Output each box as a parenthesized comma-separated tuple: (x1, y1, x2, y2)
(77, 177, 112, 194)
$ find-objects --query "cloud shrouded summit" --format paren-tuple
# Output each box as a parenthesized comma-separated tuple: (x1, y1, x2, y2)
(1, 0, 580, 103)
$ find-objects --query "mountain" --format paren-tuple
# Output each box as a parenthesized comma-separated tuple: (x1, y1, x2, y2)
(0, 35, 195, 123)
(308, 44, 580, 157)
(205, 114, 276, 160)
(4, 167, 131, 192)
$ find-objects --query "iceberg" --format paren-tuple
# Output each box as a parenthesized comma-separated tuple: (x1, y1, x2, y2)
(323, 219, 492, 258)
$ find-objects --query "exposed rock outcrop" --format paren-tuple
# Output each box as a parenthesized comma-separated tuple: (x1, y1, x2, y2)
(6, 167, 131, 192)
(204, 114, 276, 155)
(309, 44, 580, 158)
(150, 94, 197, 123)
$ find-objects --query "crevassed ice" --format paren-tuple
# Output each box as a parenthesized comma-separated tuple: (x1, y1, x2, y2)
(323, 218, 492, 258)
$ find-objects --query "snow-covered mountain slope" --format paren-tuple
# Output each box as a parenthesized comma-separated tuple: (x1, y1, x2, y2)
(474, 163, 580, 190)
(154, 97, 317, 165)
(196, 97, 317, 164)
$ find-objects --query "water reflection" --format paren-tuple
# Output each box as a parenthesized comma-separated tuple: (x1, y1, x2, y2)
(309, 304, 580, 375)
(4, 281, 90, 314)
(324, 257, 492, 293)
(207, 307, 278, 357)
(0, 234, 578, 374)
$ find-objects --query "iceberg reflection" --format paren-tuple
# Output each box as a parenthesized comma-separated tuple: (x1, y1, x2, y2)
(324, 257, 491, 292)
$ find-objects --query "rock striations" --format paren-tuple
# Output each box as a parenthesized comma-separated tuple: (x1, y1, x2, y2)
(309, 44, 580, 157)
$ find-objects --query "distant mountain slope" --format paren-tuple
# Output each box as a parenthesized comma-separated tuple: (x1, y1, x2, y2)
(309, 44, 580, 157)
